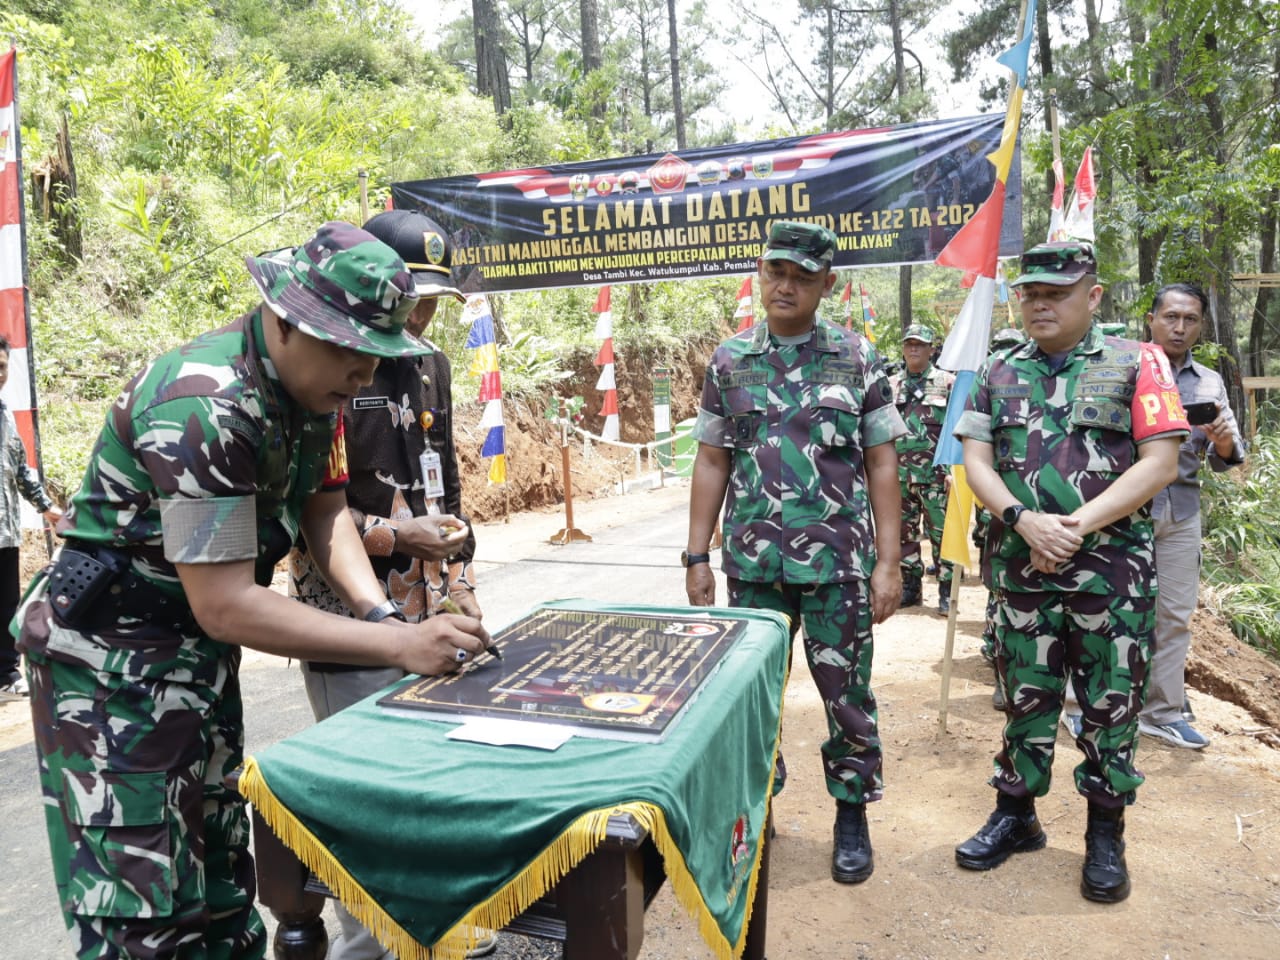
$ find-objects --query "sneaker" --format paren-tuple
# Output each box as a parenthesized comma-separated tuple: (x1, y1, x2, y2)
(0, 672, 28, 700)
(1138, 718, 1208, 749)
(1060, 712, 1083, 739)
(463, 927, 498, 958)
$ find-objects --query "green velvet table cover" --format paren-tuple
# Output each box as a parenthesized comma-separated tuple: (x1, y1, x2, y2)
(239, 600, 790, 960)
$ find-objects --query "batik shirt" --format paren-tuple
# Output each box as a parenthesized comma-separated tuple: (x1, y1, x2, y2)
(955, 325, 1189, 596)
(290, 342, 476, 623)
(888, 362, 954, 483)
(694, 320, 906, 585)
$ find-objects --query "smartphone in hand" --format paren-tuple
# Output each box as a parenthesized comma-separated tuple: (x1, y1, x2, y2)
(1183, 400, 1218, 426)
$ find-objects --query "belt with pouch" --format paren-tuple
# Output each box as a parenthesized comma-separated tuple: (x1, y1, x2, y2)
(48, 541, 197, 633)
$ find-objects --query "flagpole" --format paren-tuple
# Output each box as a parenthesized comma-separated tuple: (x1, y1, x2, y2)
(7, 42, 53, 557)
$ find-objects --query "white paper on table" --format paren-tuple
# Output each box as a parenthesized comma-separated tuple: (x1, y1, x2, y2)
(445, 717, 575, 750)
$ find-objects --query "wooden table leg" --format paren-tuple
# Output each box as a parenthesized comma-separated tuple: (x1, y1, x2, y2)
(251, 810, 329, 960)
(557, 842, 646, 960)
(742, 808, 772, 960)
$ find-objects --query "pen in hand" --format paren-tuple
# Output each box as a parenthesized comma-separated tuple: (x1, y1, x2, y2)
(440, 597, 502, 660)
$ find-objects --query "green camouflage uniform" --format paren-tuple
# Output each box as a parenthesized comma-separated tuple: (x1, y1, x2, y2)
(693, 320, 905, 802)
(888, 362, 955, 590)
(17, 309, 337, 959)
(955, 325, 1189, 807)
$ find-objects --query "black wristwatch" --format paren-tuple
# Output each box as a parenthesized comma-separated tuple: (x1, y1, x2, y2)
(1002, 504, 1028, 527)
(681, 550, 711, 568)
(363, 599, 408, 623)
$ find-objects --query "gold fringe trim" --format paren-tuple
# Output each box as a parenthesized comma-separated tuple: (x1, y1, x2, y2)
(240, 645, 790, 960)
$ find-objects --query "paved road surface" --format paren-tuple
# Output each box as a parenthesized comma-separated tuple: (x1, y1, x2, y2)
(0, 480, 701, 957)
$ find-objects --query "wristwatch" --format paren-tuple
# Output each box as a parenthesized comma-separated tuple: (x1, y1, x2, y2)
(1001, 504, 1028, 527)
(680, 550, 711, 568)
(363, 599, 408, 623)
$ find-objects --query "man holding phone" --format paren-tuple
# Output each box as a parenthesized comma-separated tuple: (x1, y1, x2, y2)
(1142, 282, 1245, 749)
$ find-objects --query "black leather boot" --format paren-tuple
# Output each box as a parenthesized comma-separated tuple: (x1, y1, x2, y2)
(831, 801, 874, 883)
(1081, 803, 1130, 903)
(955, 797, 1046, 870)
(900, 574, 922, 607)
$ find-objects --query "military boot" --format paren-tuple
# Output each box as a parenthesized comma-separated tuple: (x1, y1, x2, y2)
(1081, 803, 1130, 903)
(831, 801, 874, 883)
(900, 573, 922, 607)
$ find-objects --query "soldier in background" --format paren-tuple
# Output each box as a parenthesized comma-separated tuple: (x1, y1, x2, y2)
(953, 240, 1187, 904)
(685, 221, 905, 886)
(889, 324, 956, 614)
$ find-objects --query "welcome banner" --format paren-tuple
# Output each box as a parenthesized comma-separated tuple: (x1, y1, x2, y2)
(392, 114, 1022, 295)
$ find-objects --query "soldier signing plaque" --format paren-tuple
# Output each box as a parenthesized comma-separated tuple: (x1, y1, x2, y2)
(378, 607, 746, 741)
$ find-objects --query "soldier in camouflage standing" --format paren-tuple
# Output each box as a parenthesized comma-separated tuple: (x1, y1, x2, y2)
(952, 240, 1187, 904)
(16, 222, 491, 960)
(685, 221, 905, 885)
(888, 324, 955, 614)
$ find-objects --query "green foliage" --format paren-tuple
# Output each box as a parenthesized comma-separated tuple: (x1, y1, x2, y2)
(1200, 423, 1280, 657)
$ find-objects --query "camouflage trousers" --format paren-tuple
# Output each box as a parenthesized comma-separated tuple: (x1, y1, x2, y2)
(990, 589, 1154, 806)
(728, 577, 882, 804)
(899, 478, 953, 587)
(24, 612, 267, 959)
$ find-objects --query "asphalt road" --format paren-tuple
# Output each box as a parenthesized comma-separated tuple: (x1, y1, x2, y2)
(0, 479, 702, 957)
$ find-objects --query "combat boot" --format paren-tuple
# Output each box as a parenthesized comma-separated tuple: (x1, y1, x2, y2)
(955, 795, 1045, 870)
(831, 801, 874, 883)
(900, 574, 922, 607)
(1081, 803, 1130, 903)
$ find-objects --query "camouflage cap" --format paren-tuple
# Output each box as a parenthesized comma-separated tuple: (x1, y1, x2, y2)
(1010, 240, 1098, 287)
(245, 221, 428, 359)
(362, 209, 464, 302)
(762, 221, 838, 273)
(902, 323, 935, 345)
(990, 326, 1026, 348)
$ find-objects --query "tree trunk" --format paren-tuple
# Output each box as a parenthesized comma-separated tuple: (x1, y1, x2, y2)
(473, 0, 511, 114)
(667, 0, 686, 149)
(1248, 200, 1276, 378)
(580, 0, 602, 73)
(898, 265, 912, 337)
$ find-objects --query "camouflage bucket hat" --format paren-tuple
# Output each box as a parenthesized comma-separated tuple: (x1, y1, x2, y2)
(902, 323, 935, 345)
(990, 326, 1026, 348)
(1010, 240, 1097, 287)
(245, 221, 428, 358)
(362, 209, 464, 302)
(762, 221, 838, 273)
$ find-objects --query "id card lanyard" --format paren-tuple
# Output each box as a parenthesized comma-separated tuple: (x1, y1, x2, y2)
(420, 448, 444, 516)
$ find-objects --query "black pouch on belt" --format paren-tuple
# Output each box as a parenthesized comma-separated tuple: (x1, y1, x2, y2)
(48, 547, 128, 627)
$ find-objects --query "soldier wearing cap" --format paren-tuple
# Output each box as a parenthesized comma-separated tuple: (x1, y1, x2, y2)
(16, 222, 491, 960)
(888, 323, 956, 614)
(952, 239, 1188, 904)
(685, 220, 906, 886)
(289, 210, 495, 959)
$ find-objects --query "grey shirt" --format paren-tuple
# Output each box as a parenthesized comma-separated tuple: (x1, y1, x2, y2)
(0, 401, 53, 549)
(1150, 353, 1245, 523)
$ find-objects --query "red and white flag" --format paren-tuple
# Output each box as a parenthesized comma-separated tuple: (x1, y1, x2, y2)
(1047, 156, 1067, 241)
(1062, 147, 1096, 242)
(0, 47, 45, 529)
(592, 286, 619, 441)
(733, 277, 754, 332)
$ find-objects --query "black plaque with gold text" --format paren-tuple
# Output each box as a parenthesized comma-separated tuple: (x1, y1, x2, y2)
(378, 607, 746, 741)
